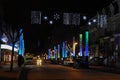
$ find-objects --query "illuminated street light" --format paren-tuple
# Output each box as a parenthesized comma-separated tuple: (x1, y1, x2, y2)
(73, 42, 78, 57)
(74, 42, 78, 45)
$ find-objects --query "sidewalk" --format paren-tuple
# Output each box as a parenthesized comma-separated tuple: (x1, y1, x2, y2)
(0, 64, 21, 80)
(89, 66, 120, 74)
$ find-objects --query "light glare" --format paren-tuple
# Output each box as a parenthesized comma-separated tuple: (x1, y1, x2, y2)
(83, 16, 87, 20)
(93, 19, 96, 23)
(88, 21, 91, 25)
(49, 20, 53, 24)
(44, 16, 48, 20)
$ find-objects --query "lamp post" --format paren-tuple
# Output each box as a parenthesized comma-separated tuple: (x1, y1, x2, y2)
(73, 42, 78, 57)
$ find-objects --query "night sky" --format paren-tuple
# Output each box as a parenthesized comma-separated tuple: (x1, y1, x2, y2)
(2, 0, 113, 53)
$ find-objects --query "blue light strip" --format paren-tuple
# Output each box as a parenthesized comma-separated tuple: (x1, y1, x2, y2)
(62, 42, 65, 58)
(19, 29, 24, 56)
(54, 46, 56, 59)
(23, 39, 25, 56)
(51, 49, 54, 59)
(58, 44, 60, 58)
(65, 42, 67, 58)
(48, 49, 51, 59)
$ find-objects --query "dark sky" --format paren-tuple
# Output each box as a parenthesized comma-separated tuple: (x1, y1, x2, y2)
(2, 0, 113, 53)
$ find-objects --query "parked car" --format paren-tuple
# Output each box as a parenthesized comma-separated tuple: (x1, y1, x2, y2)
(63, 58, 74, 66)
(73, 58, 89, 69)
(89, 57, 104, 66)
(24, 57, 33, 65)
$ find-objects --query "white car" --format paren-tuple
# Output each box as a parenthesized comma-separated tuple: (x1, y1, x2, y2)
(63, 58, 73, 66)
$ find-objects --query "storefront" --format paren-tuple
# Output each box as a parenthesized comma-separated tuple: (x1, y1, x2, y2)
(0, 44, 19, 64)
(99, 33, 120, 67)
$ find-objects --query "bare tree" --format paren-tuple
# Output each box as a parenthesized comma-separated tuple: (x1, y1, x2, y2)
(1, 22, 23, 71)
(0, 20, 2, 62)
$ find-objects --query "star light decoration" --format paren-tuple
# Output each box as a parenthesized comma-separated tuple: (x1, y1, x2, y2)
(53, 13, 60, 20)
(31, 11, 99, 26)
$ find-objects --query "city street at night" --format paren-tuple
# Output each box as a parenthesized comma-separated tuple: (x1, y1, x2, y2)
(1, 0, 120, 80)
(19, 63, 120, 80)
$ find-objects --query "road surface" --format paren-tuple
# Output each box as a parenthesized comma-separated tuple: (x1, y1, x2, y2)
(23, 63, 120, 80)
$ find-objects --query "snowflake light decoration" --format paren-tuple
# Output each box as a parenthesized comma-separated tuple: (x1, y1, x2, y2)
(53, 13, 60, 20)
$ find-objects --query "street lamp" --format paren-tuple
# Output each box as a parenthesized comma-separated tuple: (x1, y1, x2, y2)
(73, 42, 78, 57)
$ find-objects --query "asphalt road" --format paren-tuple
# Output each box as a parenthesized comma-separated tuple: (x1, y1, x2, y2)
(24, 63, 120, 80)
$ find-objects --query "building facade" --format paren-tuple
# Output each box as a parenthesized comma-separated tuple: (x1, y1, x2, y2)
(89, 0, 120, 68)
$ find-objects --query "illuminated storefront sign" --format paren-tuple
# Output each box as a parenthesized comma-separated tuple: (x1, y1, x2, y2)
(1, 44, 18, 52)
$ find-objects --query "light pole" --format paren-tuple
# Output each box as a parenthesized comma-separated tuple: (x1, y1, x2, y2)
(73, 42, 78, 57)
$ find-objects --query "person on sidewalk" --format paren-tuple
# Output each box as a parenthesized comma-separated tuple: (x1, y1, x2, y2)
(17, 55, 24, 67)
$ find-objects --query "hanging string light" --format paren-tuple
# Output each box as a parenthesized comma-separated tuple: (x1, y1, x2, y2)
(83, 16, 87, 20)
(43, 16, 48, 20)
(49, 20, 53, 24)
(88, 21, 91, 26)
(93, 19, 97, 23)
